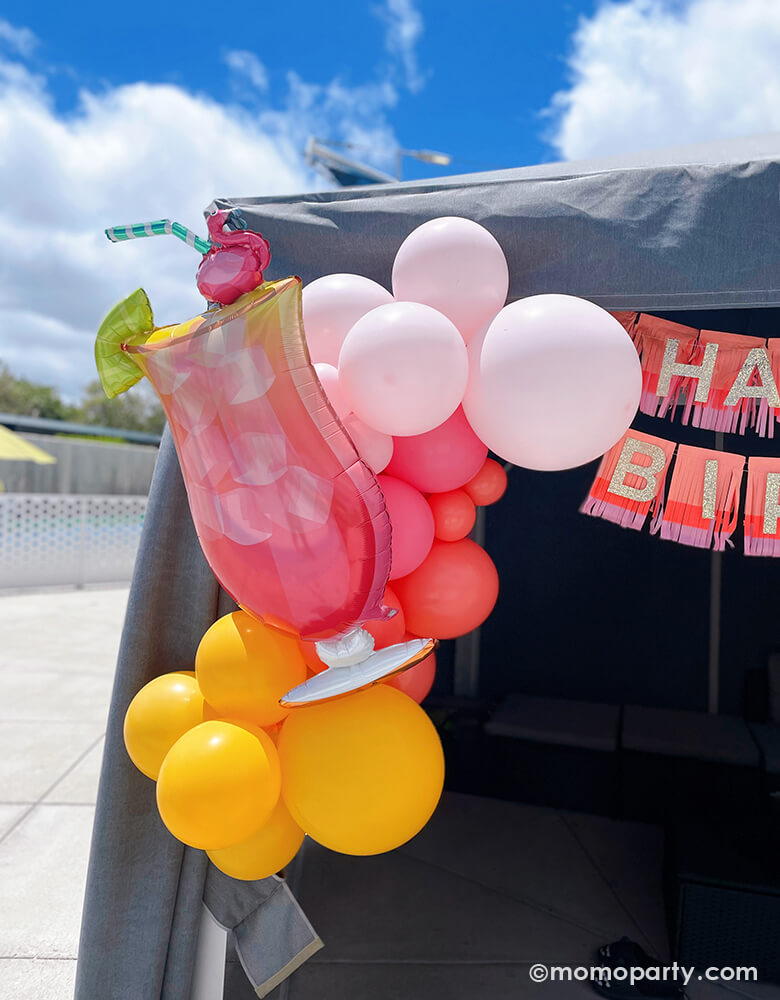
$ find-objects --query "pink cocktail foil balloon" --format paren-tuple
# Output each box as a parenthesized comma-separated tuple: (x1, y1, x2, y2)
(463, 294, 642, 471)
(127, 278, 391, 639)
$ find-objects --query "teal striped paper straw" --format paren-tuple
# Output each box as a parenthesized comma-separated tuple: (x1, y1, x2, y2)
(105, 219, 212, 255)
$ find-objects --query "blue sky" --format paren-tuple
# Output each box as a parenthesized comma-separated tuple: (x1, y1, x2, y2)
(2, 0, 780, 397)
(1, 0, 596, 180)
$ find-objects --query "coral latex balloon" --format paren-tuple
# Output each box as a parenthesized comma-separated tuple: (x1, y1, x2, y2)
(428, 489, 476, 542)
(463, 458, 508, 506)
(124, 672, 207, 780)
(278, 685, 444, 855)
(157, 721, 281, 850)
(303, 273, 393, 366)
(385, 407, 487, 494)
(208, 797, 304, 881)
(394, 538, 499, 639)
(387, 642, 436, 703)
(392, 217, 509, 343)
(195, 611, 306, 727)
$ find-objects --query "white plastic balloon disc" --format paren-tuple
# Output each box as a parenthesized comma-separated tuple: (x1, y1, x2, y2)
(280, 636, 437, 707)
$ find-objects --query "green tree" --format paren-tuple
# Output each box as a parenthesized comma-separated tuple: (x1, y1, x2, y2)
(76, 379, 165, 434)
(0, 362, 77, 421)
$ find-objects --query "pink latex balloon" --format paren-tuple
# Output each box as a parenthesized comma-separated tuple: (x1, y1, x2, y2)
(302, 274, 393, 366)
(314, 363, 350, 419)
(387, 643, 436, 703)
(392, 217, 509, 344)
(342, 413, 393, 474)
(339, 302, 468, 437)
(385, 406, 487, 493)
(377, 474, 435, 580)
(463, 295, 642, 471)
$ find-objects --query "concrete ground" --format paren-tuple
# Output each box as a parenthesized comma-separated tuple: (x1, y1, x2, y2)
(0, 586, 129, 1000)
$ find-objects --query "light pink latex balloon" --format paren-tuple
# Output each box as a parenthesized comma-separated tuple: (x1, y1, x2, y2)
(314, 363, 350, 419)
(385, 406, 487, 493)
(392, 217, 509, 344)
(343, 413, 393, 473)
(377, 474, 435, 580)
(302, 274, 393, 366)
(463, 294, 642, 471)
(339, 302, 468, 437)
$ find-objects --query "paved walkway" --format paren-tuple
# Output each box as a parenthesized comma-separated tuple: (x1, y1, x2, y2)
(0, 586, 129, 999)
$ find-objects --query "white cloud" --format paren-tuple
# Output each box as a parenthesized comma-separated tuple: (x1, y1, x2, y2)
(0, 18, 36, 57)
(224, 49, 269, 92)
(0, 63, 315, 400)
(547, 0, 780, 160)
(374, 0, 427, 93)
(0, 8, 428, 401)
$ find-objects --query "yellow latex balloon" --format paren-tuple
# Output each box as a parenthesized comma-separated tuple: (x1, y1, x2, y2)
(278, 685, 445, 856)
(195, 611, 306, 728)
(157, 720, 281, 850)
(124, 672, 206, 780)
(208, 797, 304, 880)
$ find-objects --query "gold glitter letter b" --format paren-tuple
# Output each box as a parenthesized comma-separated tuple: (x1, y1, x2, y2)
(608, 437, 668, 503)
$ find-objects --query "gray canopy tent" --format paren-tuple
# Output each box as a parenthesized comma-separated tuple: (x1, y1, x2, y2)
(76, 133, 780, 999)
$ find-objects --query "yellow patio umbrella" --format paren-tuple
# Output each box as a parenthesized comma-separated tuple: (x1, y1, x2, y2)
(0, 424, 56, 464)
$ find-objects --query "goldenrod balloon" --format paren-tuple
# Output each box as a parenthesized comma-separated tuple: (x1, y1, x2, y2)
(195, 611, 306, 728)
(208, 797, 304, 880)
(124, 671, 206, 780)
(157, 721, 281, 850)
(278, 685, 444, 855)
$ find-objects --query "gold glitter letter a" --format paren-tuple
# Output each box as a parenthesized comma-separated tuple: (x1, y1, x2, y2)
(724, 348, 780, 407)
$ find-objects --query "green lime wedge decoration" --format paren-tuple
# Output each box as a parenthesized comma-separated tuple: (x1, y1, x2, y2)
(95, 288, 154, 399)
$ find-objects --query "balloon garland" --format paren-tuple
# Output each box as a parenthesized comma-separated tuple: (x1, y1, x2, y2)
(101, 210, 641, 878)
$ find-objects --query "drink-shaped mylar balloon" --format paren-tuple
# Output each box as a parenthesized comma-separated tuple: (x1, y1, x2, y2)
(97, 210, 434, 704)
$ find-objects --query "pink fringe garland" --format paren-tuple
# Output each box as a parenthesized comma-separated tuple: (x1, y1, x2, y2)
(744, 457, 780, 557)
(627, 317, 780, 437)
(580, 431, 675, 532)
(655, 445, 744, 551)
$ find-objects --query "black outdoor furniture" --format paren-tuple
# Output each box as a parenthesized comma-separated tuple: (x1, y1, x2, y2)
(483, 692, 621, 815)
(621, 705, 762, 823)
(664, 820, 780, 982)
